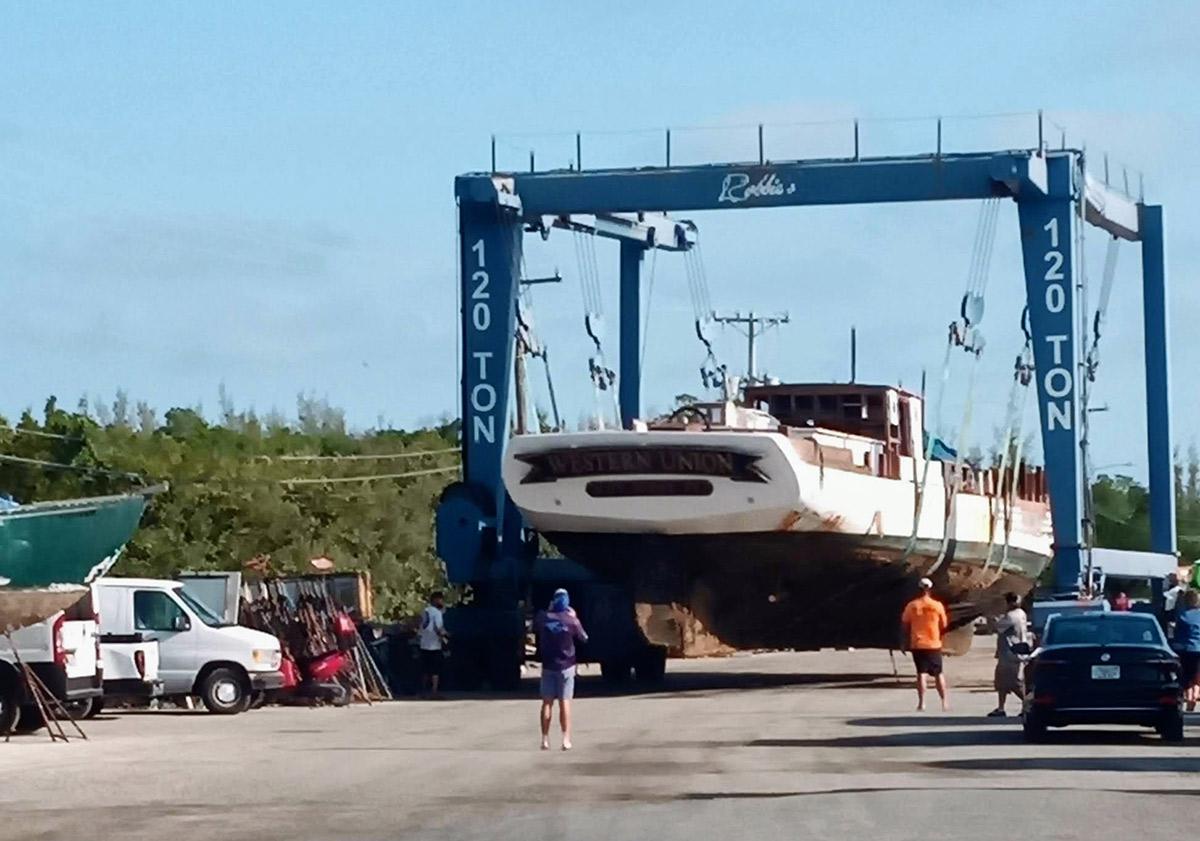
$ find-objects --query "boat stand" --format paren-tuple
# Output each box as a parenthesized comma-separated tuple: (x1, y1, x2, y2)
(3, 631, 88, 743)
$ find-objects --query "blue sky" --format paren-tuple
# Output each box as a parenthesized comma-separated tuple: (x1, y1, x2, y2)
(2, 2, 1197, 479)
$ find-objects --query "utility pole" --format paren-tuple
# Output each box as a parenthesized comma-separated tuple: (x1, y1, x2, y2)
(711, 311, 789, 384)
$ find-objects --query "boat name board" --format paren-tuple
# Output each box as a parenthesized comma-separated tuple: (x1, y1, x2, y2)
(517, 447, 767, 484)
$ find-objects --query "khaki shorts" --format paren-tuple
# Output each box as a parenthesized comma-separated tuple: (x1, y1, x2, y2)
(994, 660, 1023, 695)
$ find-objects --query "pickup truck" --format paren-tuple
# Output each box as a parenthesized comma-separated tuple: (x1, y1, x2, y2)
(91, 634, 163, 715)
(0, 599, 102, 733)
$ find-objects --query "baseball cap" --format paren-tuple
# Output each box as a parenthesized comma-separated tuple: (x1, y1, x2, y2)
(918, 577, 933, 590)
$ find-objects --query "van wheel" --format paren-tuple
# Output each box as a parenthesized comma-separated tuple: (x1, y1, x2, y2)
(15, 704, 46, 733)
(200, 668, 248, 714)
(84, 697, 104, 719)
(0, 687, 18, 734)
(63, 698, 96, 720)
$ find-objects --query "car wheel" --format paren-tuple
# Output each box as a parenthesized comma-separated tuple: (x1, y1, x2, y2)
(1161, 712, 1185, 743)
(199, 668, 248, 715)
(84, 697, 105, 719)
(1022, 711, 1048, 743)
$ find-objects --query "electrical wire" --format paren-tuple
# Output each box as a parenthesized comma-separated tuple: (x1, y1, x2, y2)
(0, 425, 85, 442)
(281, 465, 459, 486)
(269, 447, 461, 463)
(0, 452, 142, 481)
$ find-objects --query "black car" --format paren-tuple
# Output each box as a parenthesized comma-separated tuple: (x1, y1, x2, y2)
(1023, 611, 1184, 742)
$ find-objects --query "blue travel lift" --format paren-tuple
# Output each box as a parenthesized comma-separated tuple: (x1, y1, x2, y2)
(436, 117, 1174, 689)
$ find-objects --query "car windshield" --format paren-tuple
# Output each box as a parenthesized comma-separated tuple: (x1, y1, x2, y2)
(1045, 615, 1164, 647)
(175, 587, 228, 627)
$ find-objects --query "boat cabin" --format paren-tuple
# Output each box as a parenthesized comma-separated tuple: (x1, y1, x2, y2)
(743, 382, 923, 460)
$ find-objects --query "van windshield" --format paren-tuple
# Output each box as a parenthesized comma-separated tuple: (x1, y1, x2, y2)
(176, 588, 228, 627)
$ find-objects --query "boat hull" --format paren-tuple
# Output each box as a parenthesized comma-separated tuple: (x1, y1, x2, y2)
(0, 587, 91, 633)
(0, 491, 155, 630)
(545, 530, 1049, 655)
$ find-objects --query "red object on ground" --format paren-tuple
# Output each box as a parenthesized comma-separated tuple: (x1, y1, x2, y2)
(334, 612, 356, 638)
(280, 655, 300, 689)
(307, 650, 349, 683)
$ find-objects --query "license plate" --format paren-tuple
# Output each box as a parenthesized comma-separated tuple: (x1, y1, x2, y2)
(1091, 664, 1121, 680)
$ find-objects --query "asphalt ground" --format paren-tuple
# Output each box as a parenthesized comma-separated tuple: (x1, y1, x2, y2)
(3, 642, 1198, 840)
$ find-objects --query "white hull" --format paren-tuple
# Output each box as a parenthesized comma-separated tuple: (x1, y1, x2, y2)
(503, 429, 1053, 564)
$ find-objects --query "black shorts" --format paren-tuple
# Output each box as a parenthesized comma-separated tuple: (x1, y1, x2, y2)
(912, 649, 943, 676)
(420, 649, 444, 677)
(1181, 652, 1200, 686)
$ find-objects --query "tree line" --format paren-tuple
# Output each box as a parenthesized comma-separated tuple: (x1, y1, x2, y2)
(0, 393, 460, 619)
(3, 391, 1196, 616)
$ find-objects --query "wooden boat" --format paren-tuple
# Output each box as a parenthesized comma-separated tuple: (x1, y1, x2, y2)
(503, 384, 1051, 655)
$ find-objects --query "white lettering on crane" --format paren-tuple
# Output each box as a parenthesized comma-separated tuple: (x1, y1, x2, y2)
(468, 238, 496, 444)
(717, 172, 797, 204)
(1041, 218, 1072, 432)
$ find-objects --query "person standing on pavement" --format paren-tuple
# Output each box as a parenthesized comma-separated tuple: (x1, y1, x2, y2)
(1163, 573, 1184, 631)
(534, 588, 588, 750)
(900, 577, 949, 712)
(988, 592, 1030, 718)
(418, 591, 448, 699)
(1171, 588, 1200, 711)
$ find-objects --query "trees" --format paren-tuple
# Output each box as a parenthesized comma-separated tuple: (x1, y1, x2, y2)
(0, 395, 459, 619)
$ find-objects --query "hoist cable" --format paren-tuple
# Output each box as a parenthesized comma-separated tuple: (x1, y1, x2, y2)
(903, 196, 1001, 564)
(926, 350, 983, 577)
(904, 338, 955, 557)
(641, 247, 657, 371)
(981, 345, 1033, 577)
(694, 236, 713, 316)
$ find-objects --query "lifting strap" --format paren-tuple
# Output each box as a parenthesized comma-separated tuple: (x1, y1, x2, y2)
(904, 197, 1001, 564)
(980, 331, 1035, 579)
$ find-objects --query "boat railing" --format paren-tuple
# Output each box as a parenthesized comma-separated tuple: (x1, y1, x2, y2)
(943, 462, 1047, 503)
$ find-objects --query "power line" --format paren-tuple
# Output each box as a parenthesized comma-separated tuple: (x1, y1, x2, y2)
(269, 447, 461, 463)
(280, 465, 460, 486)
(0, 425, 85, 442)
(0, 453, 142, 481)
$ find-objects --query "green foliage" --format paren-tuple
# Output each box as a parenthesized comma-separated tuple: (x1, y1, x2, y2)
(1092, 446, 1200, 561)
(0, 394, 460, 619)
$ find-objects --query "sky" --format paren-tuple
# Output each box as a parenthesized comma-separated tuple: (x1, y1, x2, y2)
(2, 2, 1198, 481)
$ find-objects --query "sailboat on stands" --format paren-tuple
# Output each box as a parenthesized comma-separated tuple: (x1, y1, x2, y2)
(503, 379, 1051, 656)
(0, 486, 163, 630)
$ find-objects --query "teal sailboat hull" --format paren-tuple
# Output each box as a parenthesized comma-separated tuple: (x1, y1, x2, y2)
(0, 488, 160, 630)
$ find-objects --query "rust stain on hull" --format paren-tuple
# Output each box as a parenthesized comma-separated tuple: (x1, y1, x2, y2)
(548, 530, 1048, 658)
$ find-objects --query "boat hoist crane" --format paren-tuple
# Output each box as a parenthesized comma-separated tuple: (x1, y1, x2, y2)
(438, 134, 1173, 688)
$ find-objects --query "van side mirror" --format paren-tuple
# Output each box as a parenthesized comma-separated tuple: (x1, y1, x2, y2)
(174, 614, 192, 632)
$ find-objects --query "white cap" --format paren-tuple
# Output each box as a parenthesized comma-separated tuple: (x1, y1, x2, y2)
(918, 577, 934, 590)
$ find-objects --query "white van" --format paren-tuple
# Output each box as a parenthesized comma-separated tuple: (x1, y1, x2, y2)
(0, 600, 102, 733)
(93, 578, 283, 714)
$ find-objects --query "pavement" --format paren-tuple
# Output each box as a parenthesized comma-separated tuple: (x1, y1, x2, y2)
(3, 642, 1200, 840)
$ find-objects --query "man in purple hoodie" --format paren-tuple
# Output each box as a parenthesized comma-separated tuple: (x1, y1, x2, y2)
(534, 588, 588, 750)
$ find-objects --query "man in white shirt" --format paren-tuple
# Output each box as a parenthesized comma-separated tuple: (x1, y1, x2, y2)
(418, 591, 448, 698)
(988, 592, 1029, 718)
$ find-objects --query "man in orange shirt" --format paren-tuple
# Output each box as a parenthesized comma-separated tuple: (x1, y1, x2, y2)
(900, 577, 949, 711)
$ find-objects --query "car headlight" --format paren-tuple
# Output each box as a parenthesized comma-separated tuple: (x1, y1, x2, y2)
(252, 649, 282, 670)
